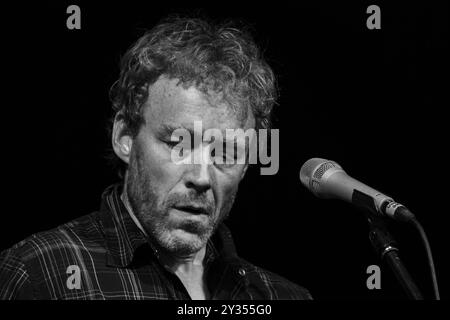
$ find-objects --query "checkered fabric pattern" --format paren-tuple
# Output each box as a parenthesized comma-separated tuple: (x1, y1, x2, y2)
(0, 184, 312, 300)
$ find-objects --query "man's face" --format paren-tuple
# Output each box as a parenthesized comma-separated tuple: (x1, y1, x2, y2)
(125, 76, 255, 255)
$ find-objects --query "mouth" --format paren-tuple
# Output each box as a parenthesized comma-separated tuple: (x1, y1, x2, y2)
(173, 205, 209, 216)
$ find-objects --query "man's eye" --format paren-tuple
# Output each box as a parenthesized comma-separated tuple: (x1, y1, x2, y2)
(164, 136, 185, 148)
(165, 140, 179, 147)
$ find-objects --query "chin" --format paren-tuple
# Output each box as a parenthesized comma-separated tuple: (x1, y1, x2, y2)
(161, 229, 208, 254)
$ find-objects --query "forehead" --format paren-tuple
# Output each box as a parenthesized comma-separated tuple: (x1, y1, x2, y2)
(142, 76, 255, 132)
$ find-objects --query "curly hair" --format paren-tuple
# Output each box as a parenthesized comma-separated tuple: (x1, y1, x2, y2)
(109, 16, 277, 175)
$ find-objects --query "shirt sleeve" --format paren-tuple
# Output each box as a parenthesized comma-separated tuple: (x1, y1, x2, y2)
(0, 247, 35, 300)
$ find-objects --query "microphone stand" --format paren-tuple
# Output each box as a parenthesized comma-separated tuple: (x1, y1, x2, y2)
(366, 214, 423, 299)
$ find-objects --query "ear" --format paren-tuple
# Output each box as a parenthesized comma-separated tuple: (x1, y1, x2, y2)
(112, 117, 133, 164)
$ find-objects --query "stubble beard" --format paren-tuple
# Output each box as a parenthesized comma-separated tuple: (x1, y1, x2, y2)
(125, 143, 237, 255)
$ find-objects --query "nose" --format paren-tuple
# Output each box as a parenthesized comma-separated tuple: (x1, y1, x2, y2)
(184, 145, 213, 193)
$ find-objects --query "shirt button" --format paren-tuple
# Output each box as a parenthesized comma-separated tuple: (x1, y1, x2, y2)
(238, 268, 246, 276)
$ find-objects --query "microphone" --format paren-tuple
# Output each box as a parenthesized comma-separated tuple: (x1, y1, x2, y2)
(299, 158, 415, 222)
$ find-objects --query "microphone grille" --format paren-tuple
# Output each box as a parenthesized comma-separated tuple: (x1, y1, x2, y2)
(313, 161, 339, 180)
(300, 158, 343, 192)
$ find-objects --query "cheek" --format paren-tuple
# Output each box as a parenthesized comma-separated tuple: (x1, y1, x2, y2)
(137, 135, 183, 191)
(214, 179, 240, 216)
(214, 167, 244, 202)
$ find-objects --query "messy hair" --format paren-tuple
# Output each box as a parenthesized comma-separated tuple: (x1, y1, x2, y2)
(109, 16, 277, 175)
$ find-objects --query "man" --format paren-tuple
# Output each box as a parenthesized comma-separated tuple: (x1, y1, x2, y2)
(0, 17, 311, 300)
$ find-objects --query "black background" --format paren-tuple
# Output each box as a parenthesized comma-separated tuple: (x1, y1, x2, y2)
(1, 1, 448, 300)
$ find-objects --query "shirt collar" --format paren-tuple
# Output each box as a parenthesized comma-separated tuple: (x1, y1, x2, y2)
(99, 184, 149, 267)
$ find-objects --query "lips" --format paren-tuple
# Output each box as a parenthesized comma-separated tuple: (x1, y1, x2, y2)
(173, 205, 209, 215)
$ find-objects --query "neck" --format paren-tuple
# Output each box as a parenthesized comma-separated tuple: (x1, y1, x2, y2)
(159, 246, 207, 274)
(161, 246, 210, 300)
(120, 186, 148, 237)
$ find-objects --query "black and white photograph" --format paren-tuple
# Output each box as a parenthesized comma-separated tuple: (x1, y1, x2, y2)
(0, 1, 448, 308)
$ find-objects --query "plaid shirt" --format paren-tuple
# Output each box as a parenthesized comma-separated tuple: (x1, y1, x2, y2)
(0, 184, 312, 300)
